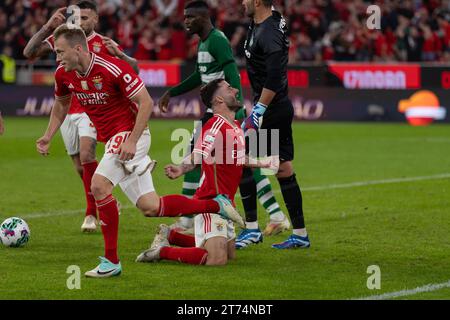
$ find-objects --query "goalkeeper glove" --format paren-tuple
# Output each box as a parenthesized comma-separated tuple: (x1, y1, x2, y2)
(241, 102, 267, 132)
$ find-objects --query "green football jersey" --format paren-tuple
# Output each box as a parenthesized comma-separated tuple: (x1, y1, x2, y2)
(197, 29, 235, 84)
(169, 28, 243, 104)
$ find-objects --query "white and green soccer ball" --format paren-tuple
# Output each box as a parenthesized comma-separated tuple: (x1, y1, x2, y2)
(0, 217, 30, 247)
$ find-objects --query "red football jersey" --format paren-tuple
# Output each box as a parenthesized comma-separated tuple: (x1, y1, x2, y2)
(193, 114, 246, 204)
(54, 52, 145, 143)
(46, 32, 122, 114)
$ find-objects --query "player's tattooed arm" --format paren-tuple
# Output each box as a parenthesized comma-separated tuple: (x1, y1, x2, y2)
(117, 52, 139, 74)
(23, 25, 53, 59)
(23, 7, 66, 59)
(102, 37, 139, 74)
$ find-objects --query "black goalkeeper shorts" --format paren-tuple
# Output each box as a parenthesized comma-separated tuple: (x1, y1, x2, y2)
(256, 98, 294, 161)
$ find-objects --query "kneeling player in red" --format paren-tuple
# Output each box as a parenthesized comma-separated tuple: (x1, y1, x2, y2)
(136, 79, 278, 265)
(36, 26, 245, 277)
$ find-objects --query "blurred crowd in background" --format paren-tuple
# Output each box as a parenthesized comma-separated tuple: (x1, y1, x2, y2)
(1, 0, 450, 65)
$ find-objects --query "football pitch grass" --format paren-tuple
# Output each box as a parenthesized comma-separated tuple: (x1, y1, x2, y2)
(0, 117, 449, 300)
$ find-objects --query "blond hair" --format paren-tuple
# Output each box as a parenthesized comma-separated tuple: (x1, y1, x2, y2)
(53, 24, 88, 50)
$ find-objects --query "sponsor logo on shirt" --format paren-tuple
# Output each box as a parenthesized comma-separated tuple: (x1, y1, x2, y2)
(205, 134, 215, 144)
(75, 92, 109, 105)
(125, 78, 139, 92)
(279, 17, 287, 33)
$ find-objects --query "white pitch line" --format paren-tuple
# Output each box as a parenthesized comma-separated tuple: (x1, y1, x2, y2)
(354, 280, 450, 300)
(239, 172, 450, 196)
(20, 205, 135, 219)
(21, 209, 88, 219)
(8, 173, 450, 219)
(301, 172, 450, 192)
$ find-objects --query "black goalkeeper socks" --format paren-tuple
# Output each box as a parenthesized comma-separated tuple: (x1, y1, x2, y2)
(277, 174, 306, 229)
(239, 167, 258, 223)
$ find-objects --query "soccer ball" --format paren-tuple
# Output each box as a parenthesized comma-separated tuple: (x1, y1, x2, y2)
(0, 217, 30, 247)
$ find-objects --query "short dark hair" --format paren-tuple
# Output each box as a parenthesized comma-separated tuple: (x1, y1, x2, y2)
(262, 0, 273, 7)
(53, 24, 88, 50)
(185, 0, 209, 11)
(200, 78, 225, 108)
(76, 0, 98, 13)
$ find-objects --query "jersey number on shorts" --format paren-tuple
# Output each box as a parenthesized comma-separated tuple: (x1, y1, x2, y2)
(106, 132, 131, 154)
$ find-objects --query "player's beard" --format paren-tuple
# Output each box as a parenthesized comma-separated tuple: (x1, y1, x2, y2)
(83, 27, 94, 37)
(225, 95, 241, 112)
(244, 0, 255, 17)
(226, 103, 242, 112)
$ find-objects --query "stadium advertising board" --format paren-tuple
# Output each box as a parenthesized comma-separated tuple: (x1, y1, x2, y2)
(137, 62, 181, 87)
(421, 66, 450, 89)
(25, 62, 182, 87)
(12, 63, 450, 89)
(327, 63, 421, 89)
(2, 86, 448, 123)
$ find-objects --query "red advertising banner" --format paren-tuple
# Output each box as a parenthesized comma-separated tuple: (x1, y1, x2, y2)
(328, 63, 421, 89)
(137, 62, 181, 87)
(32, 71, 55, 85)
(240, 69, 309, 88)
(28, 62, 181, 87)
(441, 71, 450, 89)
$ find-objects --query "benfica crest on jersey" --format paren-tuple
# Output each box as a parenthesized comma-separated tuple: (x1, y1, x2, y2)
(92, 76, 103, 90)
(92, 42, 102, 53)
(215, 222, 224, 232)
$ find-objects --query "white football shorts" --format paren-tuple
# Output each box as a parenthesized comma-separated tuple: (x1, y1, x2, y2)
(60, 112, 97, 156)
(95, 129, 155, 205)
(194, 213, 235, 248)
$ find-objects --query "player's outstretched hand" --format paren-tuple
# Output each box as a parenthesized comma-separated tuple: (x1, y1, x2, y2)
(45, 7, 67, 30)
(165, 164, 183, 179)
(36, 136, 51, 156)
(259, 155, 280, 175)
(118, 140, 137, 161)
(102, 37, 122, 57)
(158, 91, 171, 113)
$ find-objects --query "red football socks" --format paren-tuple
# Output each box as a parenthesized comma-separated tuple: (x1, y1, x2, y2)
(82, 161, 98, 218)
(158, 195, 219, 217)
(160, 247, 207, 265)
(168, 229, 196, 247)
(96, 194, 119, 264)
